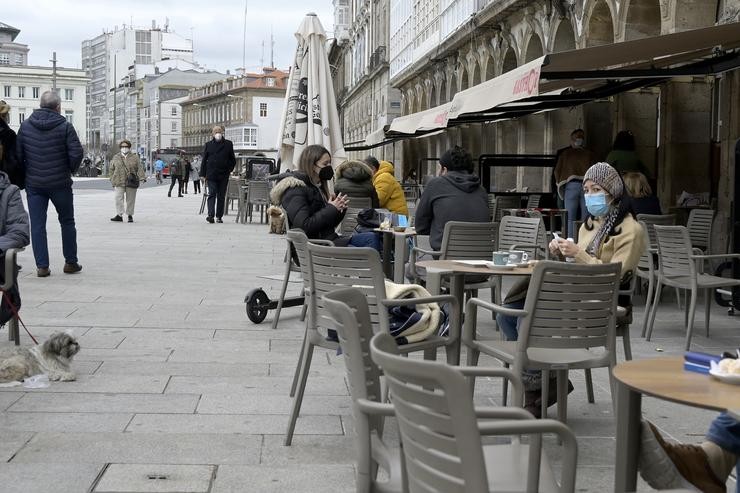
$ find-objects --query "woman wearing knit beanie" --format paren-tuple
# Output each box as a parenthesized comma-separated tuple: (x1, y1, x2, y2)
(549, 161, 645, 273)
(497, 162, 646, 417)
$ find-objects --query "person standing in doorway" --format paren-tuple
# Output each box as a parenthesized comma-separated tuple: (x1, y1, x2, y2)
(200, 125, 236, 223)
(16, 90, 83, 277)
(109, 139, 146, 223)
(553, 129, 594, 238)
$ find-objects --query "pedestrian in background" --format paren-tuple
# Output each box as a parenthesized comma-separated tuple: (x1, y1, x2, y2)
(191, 158, 201, 194)
(167, 154, 183, 198)
(553, 128, 595, 238)
(182, 157, 192, 194)
(200, 125, 236, 223)
(16, 91, 83, 277)
(154, 157, 164, 184)
(109, 139, 146, 223)
(0, 100, 24, 188)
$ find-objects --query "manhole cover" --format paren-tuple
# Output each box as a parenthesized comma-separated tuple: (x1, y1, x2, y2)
(93, 464, 214, 492)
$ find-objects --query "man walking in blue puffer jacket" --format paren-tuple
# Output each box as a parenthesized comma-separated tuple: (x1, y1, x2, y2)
(16, 91, 83, 277)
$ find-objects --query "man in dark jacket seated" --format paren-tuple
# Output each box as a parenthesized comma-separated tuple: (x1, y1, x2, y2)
(408, 146, 489, 280)
(414, 145, 489, 250)
(16, 91, 83, 277)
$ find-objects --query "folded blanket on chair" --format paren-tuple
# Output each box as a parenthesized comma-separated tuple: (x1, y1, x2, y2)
(384, 280, 441, 344)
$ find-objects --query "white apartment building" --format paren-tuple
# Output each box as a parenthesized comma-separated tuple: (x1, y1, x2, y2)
(81, 22, 194, 151)
(0, 22, 28, 66)
(0, 65, 89, 142)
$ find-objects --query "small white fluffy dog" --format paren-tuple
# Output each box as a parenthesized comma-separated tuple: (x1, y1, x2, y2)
(0, 331, 80, 383)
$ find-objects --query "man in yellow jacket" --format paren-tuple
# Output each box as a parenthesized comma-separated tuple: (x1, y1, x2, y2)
(365, 157, 409, 217)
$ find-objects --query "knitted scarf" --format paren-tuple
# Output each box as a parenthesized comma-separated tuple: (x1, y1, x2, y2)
(586, 203, 621, 256)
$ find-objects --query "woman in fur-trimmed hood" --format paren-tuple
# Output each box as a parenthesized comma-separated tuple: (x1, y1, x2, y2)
(333, 159, 379, 208)
(270, 145, 381, 250)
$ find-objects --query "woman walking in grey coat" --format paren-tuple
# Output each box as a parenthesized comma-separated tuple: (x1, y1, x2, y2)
(109, 140, 145, 222)
(190, 158, 201, 194)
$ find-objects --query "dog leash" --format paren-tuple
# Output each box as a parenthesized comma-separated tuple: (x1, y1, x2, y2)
(0, 290, 38, 345)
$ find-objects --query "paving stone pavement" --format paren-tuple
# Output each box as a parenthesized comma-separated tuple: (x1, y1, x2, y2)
(0, 181, 738, 492)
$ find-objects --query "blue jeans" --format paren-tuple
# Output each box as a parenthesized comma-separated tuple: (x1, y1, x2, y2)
(26, 186, 78, 268)
(348, 232, 382, 251)
(707, 413, 740, 492)
(496, 300, 525, 341)
(563, 180, 586, 238)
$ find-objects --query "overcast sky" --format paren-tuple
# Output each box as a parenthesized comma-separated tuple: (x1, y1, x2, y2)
(7, 0, 335, 73)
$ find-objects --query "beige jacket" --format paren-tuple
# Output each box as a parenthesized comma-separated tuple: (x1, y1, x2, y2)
(574, 214, 646, 276)
(110, 153, 145, 188)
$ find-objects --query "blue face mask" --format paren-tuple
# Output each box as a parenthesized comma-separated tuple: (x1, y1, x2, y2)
(585, 192, 610, 217)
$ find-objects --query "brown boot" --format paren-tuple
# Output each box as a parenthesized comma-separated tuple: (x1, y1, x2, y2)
(639, 421, 726, 493)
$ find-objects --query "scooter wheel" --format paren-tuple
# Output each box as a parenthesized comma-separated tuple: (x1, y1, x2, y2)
(245, 288, 270, 323)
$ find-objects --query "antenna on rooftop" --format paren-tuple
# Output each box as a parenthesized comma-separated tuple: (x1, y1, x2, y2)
(270, 26, 275, 68)
(260, 40, 264, 69)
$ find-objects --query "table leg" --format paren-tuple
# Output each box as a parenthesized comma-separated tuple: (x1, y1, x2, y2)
(426, 269, 443, 296)
(614, 381, 641, 493)
(393, 234, 407, 283)
(382, 233, 392, 279)
(448, 273, 465, 365)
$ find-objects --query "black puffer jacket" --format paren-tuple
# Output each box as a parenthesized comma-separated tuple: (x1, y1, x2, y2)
(0, 118, 23, 188)
(200, 138, 236, 180)
(270, 172, 347, 244)
(16, 108, 82, 189)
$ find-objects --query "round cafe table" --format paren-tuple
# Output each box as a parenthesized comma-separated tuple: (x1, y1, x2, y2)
(612, 356, 740, 492)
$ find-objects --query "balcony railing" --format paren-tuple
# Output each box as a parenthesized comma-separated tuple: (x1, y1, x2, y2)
(369, 46, 387, 71)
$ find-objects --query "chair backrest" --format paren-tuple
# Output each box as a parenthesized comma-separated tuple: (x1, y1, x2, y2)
(285, 229, 314, 282)
(345, 196, 373, 210)
(498, 215, 546, 259)
(247, 180, 270, 204)
(370, 332, 490, 492)
(517, 261, 621, 370)
(439, 221, 497, 261)
(686, 208, 714, 252)
(654, 225, 696, 279)
(226, 178, 243, 198)
(490, 195, 521, 222)
(526, 194, 541, 209)
(636, 214, 676, 247)
(340, 207, 364, 236)
(323, 288, 383, 416)
(306, 243, 388, 334)
(636, 221, 654, 273)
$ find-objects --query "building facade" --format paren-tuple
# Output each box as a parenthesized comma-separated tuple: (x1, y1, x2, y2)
(0, 22, 28, 66)
(329, 0, 402, 161)
(375, 0, 740, 250)
(81, 22, 195, 153)
(0, 65, 89, 142)
(181, 68, 288, 160)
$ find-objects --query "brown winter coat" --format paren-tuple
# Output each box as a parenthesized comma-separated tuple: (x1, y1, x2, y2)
(109, 153, 145, 188)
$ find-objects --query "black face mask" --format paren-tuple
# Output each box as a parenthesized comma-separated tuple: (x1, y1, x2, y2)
(317, 165, 334, 182)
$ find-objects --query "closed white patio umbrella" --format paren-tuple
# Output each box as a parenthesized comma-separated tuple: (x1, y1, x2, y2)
(278, 13, 345, 171)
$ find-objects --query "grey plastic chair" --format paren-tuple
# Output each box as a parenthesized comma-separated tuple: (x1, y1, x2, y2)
(635, 215, 676, 337)
(493, 215, 548, 305)
(408, 221, 499, 306)
(370, 332, 578, 493)
(198, 186, 209, 214)
(1, 248, 23, 345)
(245, 180, 270, 223)
(462, 260, 621, 422)
(323, 288, 405, 493)
(686, 208, 714, 253)
(270, 229, 333, 331)
(526, 194, 541, 209)
(490, 195, 521, 222)
(645, 225, 740, 350)
(225, 177, 243, 214)
(285, 242, 461, 446)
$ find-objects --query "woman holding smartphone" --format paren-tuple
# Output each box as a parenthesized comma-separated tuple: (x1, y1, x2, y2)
(270, 145, 380, 249)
